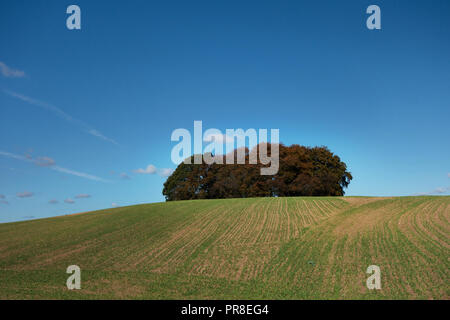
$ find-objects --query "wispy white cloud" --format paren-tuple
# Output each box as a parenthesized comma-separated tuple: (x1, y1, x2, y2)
(133, 164, 173, 177)
(0, 194, 9, 204)
(52, 166, 109, 182)
(432, 187, 449, 194)
(2, 90, 118, 145)
(120, 172, 131, 180)
(75, 194, 91, 199)
(35, 156, 55, 167)
(48, 199, 59, 204)
(158, 168, 174, 177)
(0, 150, 109, 182)
(412, 186, 450, 196)
(64, 198, 75, 204)
(110, 171, 131, 180)
(0, 151, 26, 161)
(16, 191, 34, 198)
(86, 129, 118, 145)
(111, 202, 119, 207)
(0, 61, 25, 78)
(134, 164, 157, 175)
(417, 173, 450, 195)
(4, 90, 75, 122)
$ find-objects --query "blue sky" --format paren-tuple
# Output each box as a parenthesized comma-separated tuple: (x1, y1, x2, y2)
(1, 0, 449, 223)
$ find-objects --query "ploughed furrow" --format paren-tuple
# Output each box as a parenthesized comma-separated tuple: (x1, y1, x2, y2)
(0, 196, 448, 299)
(263, 197, 450, 299)
(187, 197, 347, 281)
(0, 200, 224, 271)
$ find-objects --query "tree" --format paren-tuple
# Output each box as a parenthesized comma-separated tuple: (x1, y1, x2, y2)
(162, 144, 352, 201)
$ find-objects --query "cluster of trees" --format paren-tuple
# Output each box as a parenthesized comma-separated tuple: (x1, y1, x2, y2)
(163, 144, 352, 201)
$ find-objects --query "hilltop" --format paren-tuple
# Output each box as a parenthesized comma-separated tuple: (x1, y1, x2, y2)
(0, 196, 448, 299)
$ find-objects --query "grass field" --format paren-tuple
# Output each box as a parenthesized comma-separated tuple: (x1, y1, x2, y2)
(0, 196, 448, 299)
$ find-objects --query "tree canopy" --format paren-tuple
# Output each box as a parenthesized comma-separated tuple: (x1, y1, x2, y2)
(163, 144, 352, 201)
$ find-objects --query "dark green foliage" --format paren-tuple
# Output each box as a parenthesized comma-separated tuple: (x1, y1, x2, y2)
(163, 144, 352, 201)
